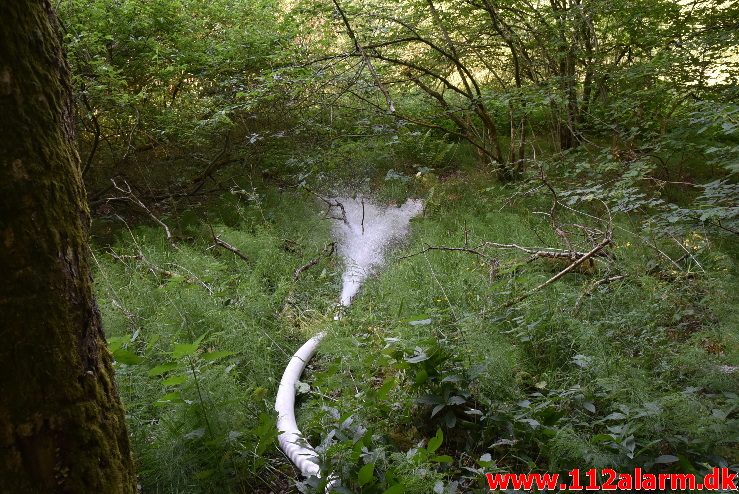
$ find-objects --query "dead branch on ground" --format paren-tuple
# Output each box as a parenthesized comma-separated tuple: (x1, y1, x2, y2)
(293, 242, 336, 282)
(109, 179, 177, 248)
(208, 225, 250, 264)
(400, 186, 616, 308)
(400, 240, 608, 266)
(502, 235, 612, 308)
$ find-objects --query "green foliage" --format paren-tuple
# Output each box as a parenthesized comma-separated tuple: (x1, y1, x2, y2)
(60, 0, 291, 189)
(94, 189, 338, 492)
(295, 174, 737, 492)
(63, 0, 739, 491)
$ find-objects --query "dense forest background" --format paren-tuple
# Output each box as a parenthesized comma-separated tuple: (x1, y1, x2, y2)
(55, 0, 737, 492)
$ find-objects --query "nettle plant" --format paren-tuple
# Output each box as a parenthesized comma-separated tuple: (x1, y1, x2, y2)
(392, 339, 477, 435)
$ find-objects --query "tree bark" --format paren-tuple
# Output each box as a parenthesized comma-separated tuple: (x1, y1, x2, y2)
(0, 2, 136, 493)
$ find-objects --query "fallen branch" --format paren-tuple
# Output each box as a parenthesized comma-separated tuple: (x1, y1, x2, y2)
(559, 201, 684, 272)
(503, 236, 612, 308)
(209, 225, 250, 264)
(400, 241, 608, 265)
(482, 241, 610, 260)
(110, 179, 177, 249)
(293, 242, 336, 282)
(109, 248, 173, 279)
(300, 185, 349, 225)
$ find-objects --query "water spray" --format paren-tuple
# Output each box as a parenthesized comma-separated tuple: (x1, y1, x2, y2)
(274, 195, 423, 490)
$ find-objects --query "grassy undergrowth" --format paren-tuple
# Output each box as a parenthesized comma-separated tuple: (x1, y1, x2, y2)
(92, 187, 343, 492)
(93, 172, 737, 493)
(302, 173, 738, 493)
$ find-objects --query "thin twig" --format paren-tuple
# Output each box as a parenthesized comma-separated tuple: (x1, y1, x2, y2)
(110, 179, 177, 249)
(110, 299, 140, 334)
(559, 202, 683, 271)
(301, 185, 349, 225)
(539, 167, 575, 255)
(209, 225, 250, 263)
(400, 241, 608, 264)
(332, 0, 396, 113)
(574, 274, 627, 312)
(293, 242, 336, 282)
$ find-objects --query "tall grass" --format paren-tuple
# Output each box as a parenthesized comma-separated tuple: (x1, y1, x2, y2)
(93, 170, 737, 493)
(305, 172, 738, 492)
(93, 188, 339, 492)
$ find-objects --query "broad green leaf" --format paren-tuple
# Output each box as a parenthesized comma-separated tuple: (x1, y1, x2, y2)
(427, 428, 443, 454)
(172, 342, 199, 359)
(112, 348, 142, 365)
(376, 378, 395, 400)
(108, 335, 131, 353)
(162, 374, 188, 386)
(405, 347, 429, 364)
(415, 368, 428, 385)
(382, 485, 404, 494)
(148, 362, 179, 377)
(357, 462, 375, 487)
(654, 455, 679, 464)
(448, 395, 466, 405)
(154, 392, 184, 407)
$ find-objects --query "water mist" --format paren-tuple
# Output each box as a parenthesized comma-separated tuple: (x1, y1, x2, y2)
(274, 195, 423, 487)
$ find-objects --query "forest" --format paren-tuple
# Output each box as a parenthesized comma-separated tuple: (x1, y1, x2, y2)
(0, 0, 737, 492)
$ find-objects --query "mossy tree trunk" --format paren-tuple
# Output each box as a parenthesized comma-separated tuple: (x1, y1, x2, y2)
(0, 2, 135, 492)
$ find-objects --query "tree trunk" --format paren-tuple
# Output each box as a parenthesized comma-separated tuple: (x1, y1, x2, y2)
(0, 2, 136, 493)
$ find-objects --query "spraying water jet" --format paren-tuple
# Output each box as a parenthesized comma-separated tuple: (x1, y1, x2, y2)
(274, 195, 423, 489)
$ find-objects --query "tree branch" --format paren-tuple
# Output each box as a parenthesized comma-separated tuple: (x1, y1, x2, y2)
(293, 242, 335, 282)
(110, 179, 177, 249)
(209, 225, 250, 264)
(333, 0, 395, 113)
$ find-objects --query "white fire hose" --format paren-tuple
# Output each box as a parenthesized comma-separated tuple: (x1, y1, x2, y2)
(274, 332, 325, 479)
(274, 196, 422, 491)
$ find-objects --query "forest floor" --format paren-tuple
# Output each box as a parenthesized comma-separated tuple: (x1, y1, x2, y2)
(92, 168, 738, 493)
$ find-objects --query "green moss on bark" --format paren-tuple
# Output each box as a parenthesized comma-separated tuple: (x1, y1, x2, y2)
(0, 2, 135, 492)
